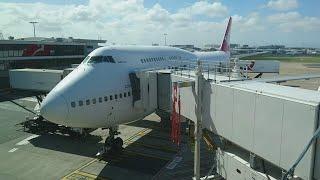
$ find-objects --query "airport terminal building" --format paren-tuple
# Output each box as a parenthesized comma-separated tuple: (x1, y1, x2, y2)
(0, 37, 106, 69)
(0, 37, 106, 88)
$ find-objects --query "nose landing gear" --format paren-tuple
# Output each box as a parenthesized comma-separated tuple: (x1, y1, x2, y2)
(96, 126, 124, 156)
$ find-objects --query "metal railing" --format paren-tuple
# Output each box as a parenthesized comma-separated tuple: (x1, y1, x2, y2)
(134, 58, 250, 82)
(169, 59, 249, 82)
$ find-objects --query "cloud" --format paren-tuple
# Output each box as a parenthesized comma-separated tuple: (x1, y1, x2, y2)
(232, 13, 265, 32)
(178, 1, 228, 18)
(267, 12, 320, 32)
(266, 0, 298, 11)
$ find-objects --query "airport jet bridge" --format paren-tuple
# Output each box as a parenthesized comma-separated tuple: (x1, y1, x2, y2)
(132, 60, 320, 180)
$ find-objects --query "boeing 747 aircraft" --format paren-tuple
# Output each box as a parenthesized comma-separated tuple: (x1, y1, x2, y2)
(40, 17, 233, 152)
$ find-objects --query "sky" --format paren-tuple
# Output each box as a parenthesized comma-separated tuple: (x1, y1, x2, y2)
(0, 0, 320, 48)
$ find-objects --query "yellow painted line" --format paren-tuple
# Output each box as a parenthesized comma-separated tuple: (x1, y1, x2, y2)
(76, 171, 110, 180)
(61, 159, 98, 180)
(124, 128, 151, 142)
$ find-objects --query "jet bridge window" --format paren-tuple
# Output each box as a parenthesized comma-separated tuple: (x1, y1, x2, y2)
(71, 102, 76, 108)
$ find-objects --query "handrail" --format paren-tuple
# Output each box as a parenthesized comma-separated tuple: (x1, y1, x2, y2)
(134, 59, 249, 81)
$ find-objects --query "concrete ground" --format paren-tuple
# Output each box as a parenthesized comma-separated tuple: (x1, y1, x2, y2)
(0, 62, 319, 180)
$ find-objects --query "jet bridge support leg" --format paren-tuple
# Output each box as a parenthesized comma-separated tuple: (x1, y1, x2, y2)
(194, 61, 204, 180)
(156, 72, 172, 127)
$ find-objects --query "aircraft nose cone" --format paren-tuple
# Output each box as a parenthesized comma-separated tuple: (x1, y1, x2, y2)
(40, 94, 69, 125)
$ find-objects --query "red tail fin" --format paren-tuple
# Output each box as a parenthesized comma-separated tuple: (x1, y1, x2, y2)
(220, 17, 232, 52)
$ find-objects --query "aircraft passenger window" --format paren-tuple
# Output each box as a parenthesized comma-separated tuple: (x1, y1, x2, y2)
(71, 102, 76, 108)
(92, 98, 96, 104)
(99, 97, 102, 103)
(115, 94, 118, 99)
(79, 100, 83, 106)
(110, 95, 113, 100)
(124, 92, 127, 97)
(119, 93, 122, 98)
(88, 56, 104, 63)
(128, 91, 131, 96)
(86, 99, 90, 105)
(104, 96, 108, 101)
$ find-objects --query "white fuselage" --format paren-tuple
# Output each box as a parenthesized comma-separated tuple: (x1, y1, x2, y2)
(40, 46, 229, 128)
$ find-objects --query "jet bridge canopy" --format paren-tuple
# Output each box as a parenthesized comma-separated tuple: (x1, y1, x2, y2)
(171, 72, 320, 180)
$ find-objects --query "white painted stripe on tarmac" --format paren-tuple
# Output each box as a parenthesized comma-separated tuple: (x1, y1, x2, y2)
(8, 148, 18, 153)
(166, 156, 183, 169)
(16, 135, 39, 146)
(20, 97, 38, 102)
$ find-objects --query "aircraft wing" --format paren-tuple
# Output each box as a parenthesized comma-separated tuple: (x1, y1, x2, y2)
(254, 74, 320, 83)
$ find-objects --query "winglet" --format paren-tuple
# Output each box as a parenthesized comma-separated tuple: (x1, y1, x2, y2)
(220, 17, 232, 52)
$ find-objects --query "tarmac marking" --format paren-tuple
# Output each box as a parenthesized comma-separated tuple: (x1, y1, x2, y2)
(8, 148, 18, 153)
(123, 128, 151, 143)
(19, 97, 37, 102)
(16, 135, 39, 145)
(61, 159, 98, 180)
(166, 156, 183, 169)
(74, 170, 110, 180)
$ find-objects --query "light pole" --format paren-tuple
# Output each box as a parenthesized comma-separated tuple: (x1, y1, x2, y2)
(163, 33, 168, 46)
(29, 21, 38, 37)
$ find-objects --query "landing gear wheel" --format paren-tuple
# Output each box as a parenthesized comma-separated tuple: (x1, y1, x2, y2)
(98, 127, 123, 155)
(113, 137, 123, 150)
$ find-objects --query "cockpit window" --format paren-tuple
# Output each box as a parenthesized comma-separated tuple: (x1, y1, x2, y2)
(85, 55, 116, 64)
(89, 56, 104, 63)
(106, 56, 115, 63)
